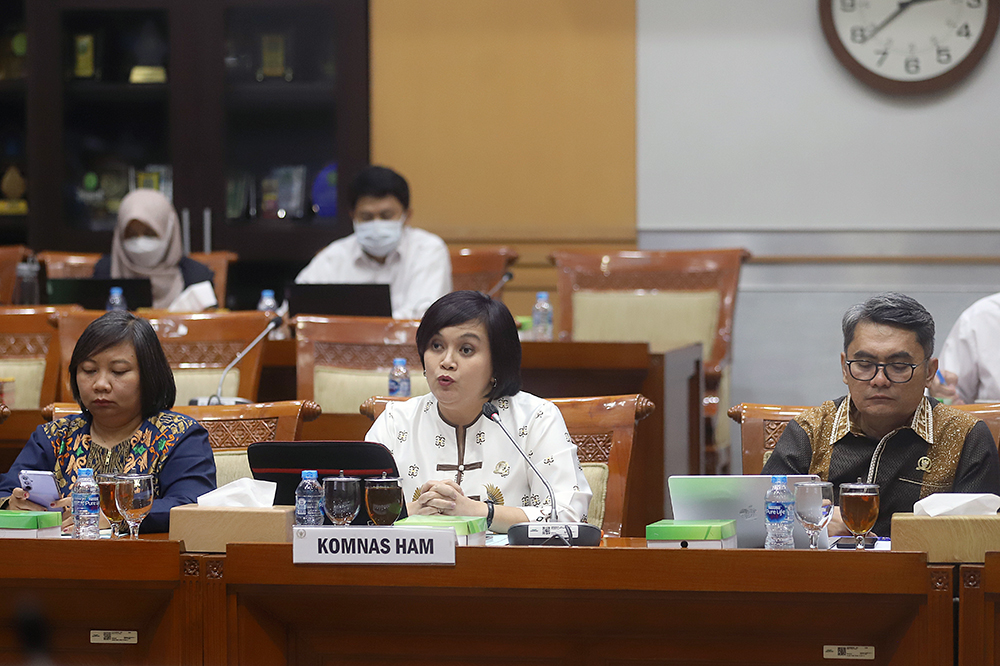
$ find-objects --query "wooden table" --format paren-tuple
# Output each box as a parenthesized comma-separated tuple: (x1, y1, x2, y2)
(959, 552, 1000, 665)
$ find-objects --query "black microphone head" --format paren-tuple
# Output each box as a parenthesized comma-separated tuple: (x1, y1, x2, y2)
(502, 271, 513, 281)
(482, 402, 499, 419)
(269, 316, 284, 327)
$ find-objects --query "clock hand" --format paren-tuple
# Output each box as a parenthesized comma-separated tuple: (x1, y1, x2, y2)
(863, 0, 945, 43)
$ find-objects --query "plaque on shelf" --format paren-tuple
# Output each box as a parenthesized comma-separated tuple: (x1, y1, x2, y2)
(258, 32, 293, 81)
(134, 164, 173, 201)
(0, 163, 26, 215)
(99, 167, 129, 215)
(226, 172, 254, 219)
(311, 163, 337, 217)
(128, 20, 167, 84)
(0, 31, 27, 80)
(274, 165, 306, 219)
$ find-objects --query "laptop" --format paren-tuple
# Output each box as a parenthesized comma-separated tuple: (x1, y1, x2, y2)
(247, 440, 406, 525)
(46, 278, 153, 310)
(284, 283, 392, 318)
(669, 475, 830, 549)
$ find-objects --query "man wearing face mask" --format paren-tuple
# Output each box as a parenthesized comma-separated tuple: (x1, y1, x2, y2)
(295, 165, 452, 320)
(94, 189, 217, 310)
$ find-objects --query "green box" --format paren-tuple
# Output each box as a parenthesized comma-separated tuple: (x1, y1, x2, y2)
(396, 515, 487, 536)
(646, 519, 737, 549)
(0, 511, 61, 530)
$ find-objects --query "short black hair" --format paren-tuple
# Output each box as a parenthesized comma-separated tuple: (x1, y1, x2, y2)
(349, 165, 410, 210)
(842, 292, 936, 360)
(416, 291, 522, 401)
(69, 311, 176, 418)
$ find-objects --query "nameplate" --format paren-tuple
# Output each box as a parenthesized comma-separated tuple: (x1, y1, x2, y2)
(91, 630, 137, 644)
(823, 645, 875, 660)
(292, 526, 456, 565)
(527, 523, 579, 539)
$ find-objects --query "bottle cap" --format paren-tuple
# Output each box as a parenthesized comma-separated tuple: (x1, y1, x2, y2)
(393, 358, 407, 366)
(536, 291, 549, 299)
(110, 286, 123, 296)
(771, 474, 787, 484)
(78, 468, 94, 477)
(302, 470, 318, 480)
(261, 289, 275, 299)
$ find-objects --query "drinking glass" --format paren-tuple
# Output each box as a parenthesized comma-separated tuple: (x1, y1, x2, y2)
(96, 473, 125, 538)
(115, 474, 155, 539)
(365, 475, 403, 526)
(793, 481, 834, 549)
(839, 481, 880, 550)
(323, 475, 361, 526)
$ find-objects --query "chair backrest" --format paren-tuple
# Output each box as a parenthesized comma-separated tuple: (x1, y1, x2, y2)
(728, 401, 1000, 475)
(56, 310, 272, 404)
(360, 393, 655, 537)
(449, 246, 518, 300)
(550, 248, 749, 372)
(295, 315, 428, 414)
(189, 251, 237, 308)
(0, 245, 30, 304)
(0, 311, 63, 408)
(45, 399, 322, 487)
(35, 251, 101, 279)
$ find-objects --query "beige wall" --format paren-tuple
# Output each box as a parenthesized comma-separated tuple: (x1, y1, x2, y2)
(370, 0, 636, 315)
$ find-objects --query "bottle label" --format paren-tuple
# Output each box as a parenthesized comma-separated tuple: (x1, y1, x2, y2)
(74, 492, 99, 515)
(765, 501, 792, 523)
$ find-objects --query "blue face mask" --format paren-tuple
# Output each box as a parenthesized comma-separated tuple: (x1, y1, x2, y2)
(353, 216, 405, 258)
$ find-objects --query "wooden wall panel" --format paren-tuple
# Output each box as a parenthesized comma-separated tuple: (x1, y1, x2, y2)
(371, 0, 636, 315)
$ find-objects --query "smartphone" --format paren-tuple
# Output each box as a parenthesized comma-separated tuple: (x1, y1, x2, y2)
(17, 470, 62, 511)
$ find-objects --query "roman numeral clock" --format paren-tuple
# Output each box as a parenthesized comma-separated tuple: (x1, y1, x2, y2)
(820, 0, 1000, 94)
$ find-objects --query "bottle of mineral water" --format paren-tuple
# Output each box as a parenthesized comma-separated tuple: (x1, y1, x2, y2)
(388, 358, 411, 397)
(72, 468, 100, 539)
(295, 470, 324, 526)
(531, 291, 553, 341)
(764, 474, 795, 550)
(105, 286, 128, 312)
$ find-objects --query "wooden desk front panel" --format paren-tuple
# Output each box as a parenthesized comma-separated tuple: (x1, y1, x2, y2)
(0, 540, 193, 665)
(221, 544, 950, 666)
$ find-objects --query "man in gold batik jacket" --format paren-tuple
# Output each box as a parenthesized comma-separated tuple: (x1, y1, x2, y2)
(763, 292, 1000, 537)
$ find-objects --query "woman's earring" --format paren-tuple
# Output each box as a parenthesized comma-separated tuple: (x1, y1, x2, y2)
(491, 377, 497, 387)
(423, 370, 427, 377)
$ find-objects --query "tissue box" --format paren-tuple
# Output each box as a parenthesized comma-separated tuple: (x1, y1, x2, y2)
(394, 515, 488, 545)
(892, 513, 1000, 563)
(169, 504, 295, 553)
(646, 519, 737, 549)
(0, 511, 61, 539)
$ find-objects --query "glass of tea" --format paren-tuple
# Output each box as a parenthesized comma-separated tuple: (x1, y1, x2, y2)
(323, 474, 361, 526)
(793, 481, 834, 549)
(115, 474, 155, 539)
(839, 481, 880, 550)
(96, 473, 125, 538)
(365, 474, 403, 526)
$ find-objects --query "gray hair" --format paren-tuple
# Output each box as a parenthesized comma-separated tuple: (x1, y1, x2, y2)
(842, 292, 935, 360)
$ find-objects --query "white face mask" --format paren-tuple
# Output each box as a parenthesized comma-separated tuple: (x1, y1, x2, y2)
(353, 217, 405, 258)
(122, 236, 166, 268)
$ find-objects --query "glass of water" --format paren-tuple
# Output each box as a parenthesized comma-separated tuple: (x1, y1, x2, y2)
(793, 481, 834, 549)
(114, 474, 155, 539)
(323, 475, 361, 526)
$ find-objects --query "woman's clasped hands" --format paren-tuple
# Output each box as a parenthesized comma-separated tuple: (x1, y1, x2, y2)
(411, 479, 481, 517)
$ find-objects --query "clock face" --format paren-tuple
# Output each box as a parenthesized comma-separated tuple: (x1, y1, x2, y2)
(821, 0, 1000, 93)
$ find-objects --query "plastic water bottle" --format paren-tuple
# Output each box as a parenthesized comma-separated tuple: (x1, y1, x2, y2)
(388, 358, 411, 397)
(532, 291, 553, 341)
(72, 468, 100, 539)
(764, 474, 795, 550)
(257, 289, 287, 340)
(13, 258, 40, 305)
(105, 286, 127, 312)
(295, 470, 324, 525)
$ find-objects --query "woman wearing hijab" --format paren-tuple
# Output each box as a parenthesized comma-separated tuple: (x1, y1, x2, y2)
(93, 189, 217, 310)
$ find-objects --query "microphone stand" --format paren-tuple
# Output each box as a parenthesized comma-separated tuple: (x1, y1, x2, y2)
(482, 403, 601, 546)
(485, 272, 513, 298)
(191, 316, 283, 406)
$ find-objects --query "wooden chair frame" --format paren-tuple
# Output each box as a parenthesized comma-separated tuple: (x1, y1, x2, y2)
(0, 311, 64, 408)
(294, 315, 422, 405)
(35, 251, 101, 279)
(449, 246, 518, 300)
(45, 399, 322, 450)
(189, 251, 237, 308)
(56, 310, 273, 402)
(729, 401, 1000, 475)
(360, 393, 654, 537)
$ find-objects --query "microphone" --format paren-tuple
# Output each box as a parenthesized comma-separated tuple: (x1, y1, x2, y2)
(481, 403, 601, 546)
(485, 272, 513, 298)
(189, 316, 283, 406)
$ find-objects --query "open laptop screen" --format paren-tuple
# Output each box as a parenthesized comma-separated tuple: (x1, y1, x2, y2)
(284, 283, 392, 318)
(46, 278, 153, 310)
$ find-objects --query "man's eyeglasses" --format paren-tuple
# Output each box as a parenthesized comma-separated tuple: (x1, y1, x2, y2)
(845, 360, 922, 384)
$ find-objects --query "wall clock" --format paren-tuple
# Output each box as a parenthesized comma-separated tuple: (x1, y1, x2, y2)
(819, 0, 1000, 94)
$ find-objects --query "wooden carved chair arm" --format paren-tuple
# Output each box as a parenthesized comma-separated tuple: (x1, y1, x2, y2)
(635, 395, 655, 421)
(42, 403, 54, 422)
(359, 396, 379, 421)
(301, 400, 322, 421)
(0, 402, 8, 425)
(727, 403, 747, 424)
